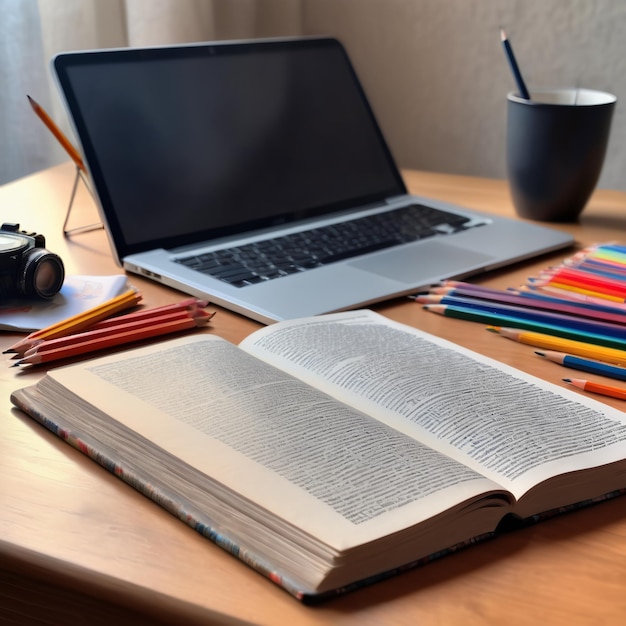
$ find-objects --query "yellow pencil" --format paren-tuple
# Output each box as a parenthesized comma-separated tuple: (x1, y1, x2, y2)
(489, 326, 626, 366)
(5, 288, 141, 355)
(541, 280, 625, 303)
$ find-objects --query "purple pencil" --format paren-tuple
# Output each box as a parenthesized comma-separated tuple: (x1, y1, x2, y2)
(425, 282, 626, 325)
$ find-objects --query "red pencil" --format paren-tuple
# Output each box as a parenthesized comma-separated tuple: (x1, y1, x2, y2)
(89, 297, 208, 331)
(539, 269, 626, 299)
(5, 288, 142, 355)
(551, 266, 626, 290)
(24, 309, 211, 354)
(13, 313, 214, 366)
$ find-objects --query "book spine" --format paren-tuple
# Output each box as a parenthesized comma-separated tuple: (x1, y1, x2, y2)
(10, 389, 308, 600)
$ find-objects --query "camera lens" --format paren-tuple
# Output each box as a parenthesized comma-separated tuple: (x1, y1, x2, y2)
(19, 248, 65, 299)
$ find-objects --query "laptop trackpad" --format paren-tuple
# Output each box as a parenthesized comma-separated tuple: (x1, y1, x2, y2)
(349, 241, 494, 282)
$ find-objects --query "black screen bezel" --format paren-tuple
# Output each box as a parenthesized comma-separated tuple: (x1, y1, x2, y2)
(52, 37, 407, 260)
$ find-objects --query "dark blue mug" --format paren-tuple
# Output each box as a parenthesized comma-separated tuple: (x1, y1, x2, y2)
(506, 88, 616, 222)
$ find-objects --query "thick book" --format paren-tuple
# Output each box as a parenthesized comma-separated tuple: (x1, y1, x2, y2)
(11, 310, 626, 601)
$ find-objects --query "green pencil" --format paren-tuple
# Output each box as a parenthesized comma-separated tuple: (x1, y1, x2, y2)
(423, 303, 626, 351)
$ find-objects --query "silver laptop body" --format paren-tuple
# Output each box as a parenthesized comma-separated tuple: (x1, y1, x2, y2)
(52, 37, 573, 324)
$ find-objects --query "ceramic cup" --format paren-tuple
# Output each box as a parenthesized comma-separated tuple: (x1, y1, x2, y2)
(506, 88, 616, 222)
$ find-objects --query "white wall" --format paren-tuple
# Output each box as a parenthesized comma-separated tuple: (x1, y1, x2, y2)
(6, 0, 626, 192)
(300, 0, 626, 191)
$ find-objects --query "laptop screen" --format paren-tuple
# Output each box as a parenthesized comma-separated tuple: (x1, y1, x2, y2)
(53, 38, 407, 258)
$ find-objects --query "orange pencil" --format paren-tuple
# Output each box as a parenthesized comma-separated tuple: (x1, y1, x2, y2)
(542, 276, 626, 300)
(23, 309, 212, 355)
(548, 266, 626, 292)
(563, 378, 626, 401)
(5, 289, 142, 354)
(531, 279, 626, 302)
(27, 95, 86, 172)
(13, 315, 213, 367)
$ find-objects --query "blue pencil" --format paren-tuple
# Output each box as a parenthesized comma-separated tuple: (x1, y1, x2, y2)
(422, 295, 626, 338)
(536, 350, 626, 382)
(423, 303, 626, 351)
(567, 259, 626, 280)
(500, 29, 530, 99)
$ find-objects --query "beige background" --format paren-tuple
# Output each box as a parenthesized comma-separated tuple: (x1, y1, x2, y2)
(297, 0, 626, 191)
(3, 0, 626, 191)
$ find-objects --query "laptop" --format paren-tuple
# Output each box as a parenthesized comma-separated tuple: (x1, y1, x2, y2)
(52, 37, 573, 324)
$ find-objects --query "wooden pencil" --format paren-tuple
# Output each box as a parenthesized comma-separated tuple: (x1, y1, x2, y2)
(23, 309, 210, 355)
(489, 327, 626, 366)
(423, 303, 626, 350)
(27, 95, 86, 172)
(82, 298, 207, 331)
(536, 350, 626, 382)
(13, 314, 213, 366)
(563, 378, 626, 401)
(5, 288, 141, 354)
(418, 292, 626, 326)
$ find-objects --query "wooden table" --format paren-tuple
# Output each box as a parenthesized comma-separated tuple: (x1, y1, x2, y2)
(3, 163, 626, 625)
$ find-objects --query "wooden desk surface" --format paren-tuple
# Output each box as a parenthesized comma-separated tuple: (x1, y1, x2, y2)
(3, 163, 626, 625)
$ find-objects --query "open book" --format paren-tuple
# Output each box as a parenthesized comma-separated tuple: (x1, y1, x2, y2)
(11, 310, 626, 601)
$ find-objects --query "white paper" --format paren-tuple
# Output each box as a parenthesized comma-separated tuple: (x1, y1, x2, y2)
(0, 274, 130, 331)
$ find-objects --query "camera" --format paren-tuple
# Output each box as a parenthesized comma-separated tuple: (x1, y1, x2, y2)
(0, 223, 65, 299)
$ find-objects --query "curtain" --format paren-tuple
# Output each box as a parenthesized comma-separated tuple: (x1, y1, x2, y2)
(0, 0, 299, 185)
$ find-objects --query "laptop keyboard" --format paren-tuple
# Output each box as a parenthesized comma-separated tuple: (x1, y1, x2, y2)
(174, 203, 477, 288)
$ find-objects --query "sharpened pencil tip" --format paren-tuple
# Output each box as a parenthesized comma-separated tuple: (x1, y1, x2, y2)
(485, 326, 501, 333)
(563, 378, 572, 383)
(2, 349, 17, 354)
(535, 351, 546, 357)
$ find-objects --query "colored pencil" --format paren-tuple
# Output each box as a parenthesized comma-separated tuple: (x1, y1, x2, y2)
(565, 258, 626, 280)
(27, 95, 86, 172)
(517, 284, 626, 311)
(438, 280, 626, 314)
(500, 29, 530, 99)
(13, 314, 213, 367)
(423, 304, 626, 350)
(87, 298, 208, 331)
(417, 291, 626, 325)
(587, 244, 626, 261)
(563, 378, 626, 401)
(541, 266, 626, 297)
(23, 309, 212, 355)
(489, 327, 626, 366)
(5, 288, 142, 355)
(536, 350, 626, 382)
(529, 278, 626, 302)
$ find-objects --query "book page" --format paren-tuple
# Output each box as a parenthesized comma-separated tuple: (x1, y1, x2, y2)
(40, 334, 504, 552)
(240, 310, 626, 500)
